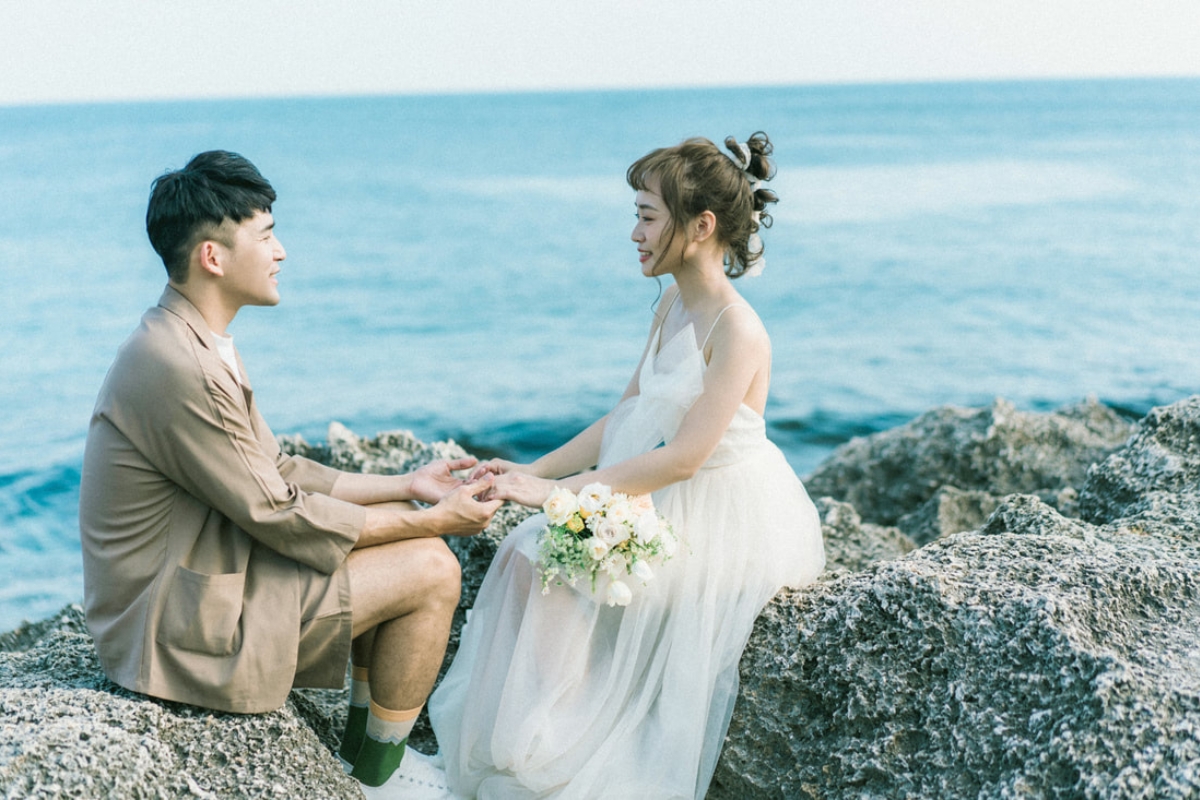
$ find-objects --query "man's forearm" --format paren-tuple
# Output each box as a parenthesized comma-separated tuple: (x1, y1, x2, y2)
(330, 472, 417, 506)
(355, 503, 444, 548)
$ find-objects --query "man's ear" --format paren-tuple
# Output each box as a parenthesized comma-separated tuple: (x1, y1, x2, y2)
(690, 210, 718, 243)
(195, 240, 225, 278)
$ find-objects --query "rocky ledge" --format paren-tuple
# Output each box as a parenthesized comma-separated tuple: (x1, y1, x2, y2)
(4, 399, 1199, 798)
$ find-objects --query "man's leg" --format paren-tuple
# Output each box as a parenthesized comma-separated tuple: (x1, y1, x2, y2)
(341, 536, 461, 787)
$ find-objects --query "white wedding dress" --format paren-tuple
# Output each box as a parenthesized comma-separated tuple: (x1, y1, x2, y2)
(429, 306, 826, 800)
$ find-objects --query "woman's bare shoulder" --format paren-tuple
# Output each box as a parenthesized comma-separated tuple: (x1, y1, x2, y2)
(707, 301, 770, 361)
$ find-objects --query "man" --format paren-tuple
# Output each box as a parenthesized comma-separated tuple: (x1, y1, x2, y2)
(79, 150, 497, 799)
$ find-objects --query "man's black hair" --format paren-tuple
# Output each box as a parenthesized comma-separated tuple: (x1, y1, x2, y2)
(146, 150, 276, 282)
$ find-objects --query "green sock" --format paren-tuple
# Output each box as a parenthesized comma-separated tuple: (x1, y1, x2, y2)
(349, 700, 421, 788)
(337, 666, 371, 765)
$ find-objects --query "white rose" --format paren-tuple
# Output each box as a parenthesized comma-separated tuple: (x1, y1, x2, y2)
(605, 496, 634, 527)
(606, 580, 633, 607)
(603, 552, 628, 578)
(543, 487, 579, 526)
(595, 517, 630, 548)
(633, 511, 661, 543)
(578, 483, 612, 518)
(632, 559, 654, 582)
(585, 536, 609, 561)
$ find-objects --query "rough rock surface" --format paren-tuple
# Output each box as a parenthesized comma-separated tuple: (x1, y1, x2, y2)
(710, 397, 1200, 798)
(5, 399, 1199, 798)
(817, 497, 916, 572)
(1078, 398, 1200, 537)
(0, 607, 362, 799)
(278, 421, 472, 477)
(897, 485, 1002, 546)
(804, 397, 1131, 525)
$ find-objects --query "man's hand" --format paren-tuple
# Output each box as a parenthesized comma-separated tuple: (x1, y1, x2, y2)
(409, 457, 478, 505)
(429, 476, 503, 536)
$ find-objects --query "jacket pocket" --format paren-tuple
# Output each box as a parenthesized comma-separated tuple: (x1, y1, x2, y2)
(156, 565, 246, 656)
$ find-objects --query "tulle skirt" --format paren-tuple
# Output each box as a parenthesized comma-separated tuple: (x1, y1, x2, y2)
(428, 438, 824, 799)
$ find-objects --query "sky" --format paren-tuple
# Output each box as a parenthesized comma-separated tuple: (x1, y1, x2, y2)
(1, 0, 1198, 106)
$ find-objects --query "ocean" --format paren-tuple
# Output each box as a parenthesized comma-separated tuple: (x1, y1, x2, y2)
(1, 78, 1197, 631)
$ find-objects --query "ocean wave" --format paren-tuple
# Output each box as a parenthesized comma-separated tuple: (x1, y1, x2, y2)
(0, 463, 85, 631)
(0, 464, 81, 555)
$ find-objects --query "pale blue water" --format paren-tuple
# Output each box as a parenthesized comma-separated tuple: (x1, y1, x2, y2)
(1, 79, 1198, 631)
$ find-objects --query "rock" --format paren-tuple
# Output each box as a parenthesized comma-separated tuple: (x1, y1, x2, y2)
(714, 518, 1200, 797)
(817, 497, 916, 572)
(709, 397, 1200, 798)
(0, 606, 362, 799)
(7, 398, 1197, 798)
(804, 397, 1131, 526)
(278, 421, 472, 476)
(1079, 396, 1200, 542)
(897, 485, 1001, 546)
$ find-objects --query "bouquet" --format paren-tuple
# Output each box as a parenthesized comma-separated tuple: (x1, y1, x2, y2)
(537, 483, 677, 607)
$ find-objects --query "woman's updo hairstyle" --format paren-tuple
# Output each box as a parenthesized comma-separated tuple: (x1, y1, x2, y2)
(626, 131, 778, 279)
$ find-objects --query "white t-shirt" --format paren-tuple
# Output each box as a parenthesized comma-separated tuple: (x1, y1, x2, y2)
(211, 331, 241, 385)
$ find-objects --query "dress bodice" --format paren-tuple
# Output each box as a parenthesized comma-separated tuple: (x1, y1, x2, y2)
(597, 312, 768, 470)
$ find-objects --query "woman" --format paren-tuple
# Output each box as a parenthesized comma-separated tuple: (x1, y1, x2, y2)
(428, 132, 826, 799)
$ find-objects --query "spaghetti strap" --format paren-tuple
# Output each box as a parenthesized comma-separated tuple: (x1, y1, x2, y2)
(700, 303, 747, 352)
(653, 290, 683, 351)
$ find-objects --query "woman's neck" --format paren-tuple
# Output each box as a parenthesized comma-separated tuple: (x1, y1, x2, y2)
(672, 253, 735, 312)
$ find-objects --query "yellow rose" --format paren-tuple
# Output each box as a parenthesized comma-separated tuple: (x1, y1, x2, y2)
(566, 515, 586, 533)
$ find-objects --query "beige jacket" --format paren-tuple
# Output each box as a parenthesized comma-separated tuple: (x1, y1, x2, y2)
(80, 287, 366, 713)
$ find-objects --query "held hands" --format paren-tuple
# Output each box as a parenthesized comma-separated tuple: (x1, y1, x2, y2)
(409, 457, 479, 505)
(411, 457, 504, 536)
(468, 459, 555, 508)
(468, 458, 528, 482)
(487, 472, 555, 509)
(430, 473, 503, 536)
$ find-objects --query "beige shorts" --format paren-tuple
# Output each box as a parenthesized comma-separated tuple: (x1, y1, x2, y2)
(293, 559, 354, 689)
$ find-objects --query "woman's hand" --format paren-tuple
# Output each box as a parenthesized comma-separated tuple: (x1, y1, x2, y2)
(409, 457, 478, 505)
(489, 472, 555, 509)
(469, 458, 531, 481)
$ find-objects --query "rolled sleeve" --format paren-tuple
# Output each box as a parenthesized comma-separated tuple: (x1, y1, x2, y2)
(275, 451, 344, 496)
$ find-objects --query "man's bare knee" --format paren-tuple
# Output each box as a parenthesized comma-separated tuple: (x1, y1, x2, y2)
(415, 538, 462, 607)
(348, 537, 463, 636)
(378, 537, 460, 605)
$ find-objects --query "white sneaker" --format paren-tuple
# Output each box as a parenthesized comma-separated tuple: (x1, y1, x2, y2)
(356, 747, 456, 800)
(396, 748, 448, 780)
